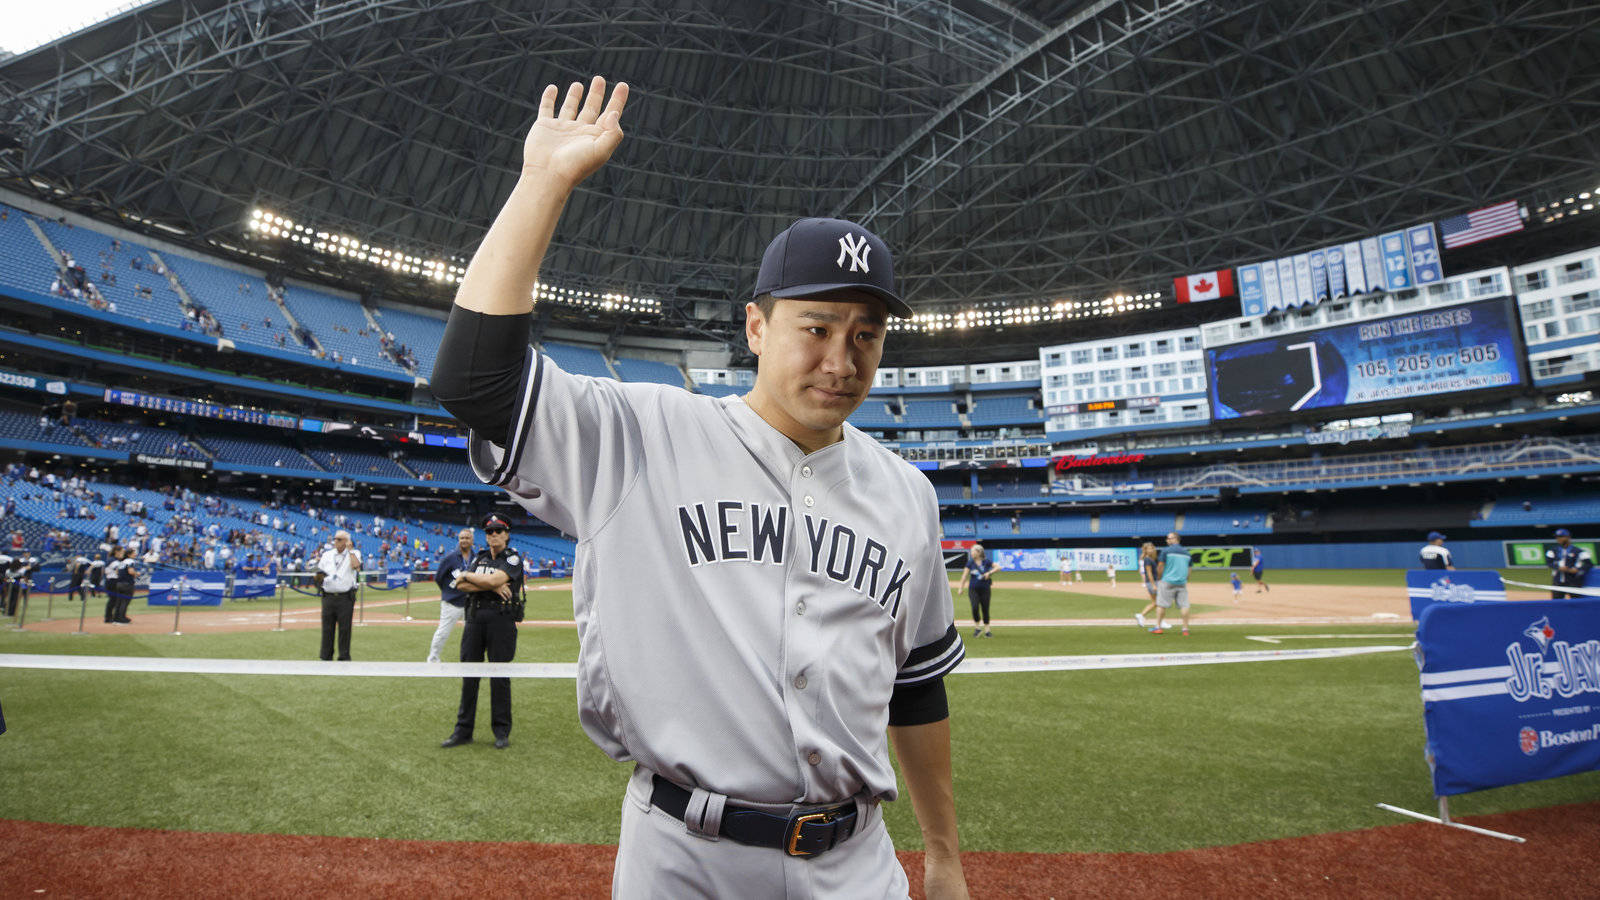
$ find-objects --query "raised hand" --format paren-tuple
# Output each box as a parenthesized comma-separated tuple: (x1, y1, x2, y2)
(523, 76, 630, 189)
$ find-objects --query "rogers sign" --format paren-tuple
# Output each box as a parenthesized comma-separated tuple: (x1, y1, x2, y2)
(1053, 452, 1146, 471)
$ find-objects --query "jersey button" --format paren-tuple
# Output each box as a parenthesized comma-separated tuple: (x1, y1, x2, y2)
(807, 751, 821, 766)
(800, 465, 812, 478)
(803, 495, 814, 507)
(795, 600, 806, 615)
(793, 674, 807, 690)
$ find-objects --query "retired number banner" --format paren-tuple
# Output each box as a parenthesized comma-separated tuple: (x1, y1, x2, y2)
(1416, 599, 1600, 796)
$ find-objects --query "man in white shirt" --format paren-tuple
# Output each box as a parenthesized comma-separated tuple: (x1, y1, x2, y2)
(316, 530, 362, 661)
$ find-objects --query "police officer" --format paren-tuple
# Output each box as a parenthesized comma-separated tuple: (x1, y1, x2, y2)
(440, 514, 524, 749)
(1547, 528, 1593, 599)
(427, 528, 474, 663)
(1419, 531, 1453, 570)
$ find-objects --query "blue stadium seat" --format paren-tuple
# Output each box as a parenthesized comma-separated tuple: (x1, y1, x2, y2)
(613, 356, 684, 386)
(541, 342, 613, 378)
(371, 305, 447, 376)
(280, 285, 404, 373)
(33, 218, 189, 329)
(0, 205, 60, 300)
(966, 394, 1044, 427)
(163, 253, 313, 357)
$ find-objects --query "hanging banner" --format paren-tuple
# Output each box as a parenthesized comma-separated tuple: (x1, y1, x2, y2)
(147, 570, 226, 606)
(1260, 258, 1283, 312)
(1326, 246, 1348, 299)
(1380, 230, 1413, 291)
(1343, 241, 1368, 295)
(1405, 569, 1508, 621)
(1415, 599, 1600, 796)
(1360, 238, 1385, 292)
(1276, 258, 1297, 310)
(1238, 263, 1266, 317)
(990, 547, 1140, 572)
(1292, 253, 1315, 307)
(1309, 250, 1329, 302)
(1406, 223, 1444, 285)
(230, 563, 277, 598)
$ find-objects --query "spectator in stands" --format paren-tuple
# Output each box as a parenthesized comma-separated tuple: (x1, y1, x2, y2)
(1419, 532, 1454, 570)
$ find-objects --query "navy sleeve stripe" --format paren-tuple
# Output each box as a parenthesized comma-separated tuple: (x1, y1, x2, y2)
(481, 350, 542, 486)
(897, 624, 966, 686)
(902, 623, 960, 668)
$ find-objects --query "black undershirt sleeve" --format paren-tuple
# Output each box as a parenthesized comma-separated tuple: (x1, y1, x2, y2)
(430, 306, 533, 440)
(887, 676, 949, 727)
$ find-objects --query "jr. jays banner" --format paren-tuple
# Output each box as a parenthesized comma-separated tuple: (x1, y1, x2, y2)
(230, 563, 277, 598)
(148, 570, 226, 606)
(1405, 569, 1508, 621)
(1416, 599, 1600, 796)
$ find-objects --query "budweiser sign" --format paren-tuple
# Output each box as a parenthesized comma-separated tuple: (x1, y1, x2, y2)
(1053, 452, 1145, 471)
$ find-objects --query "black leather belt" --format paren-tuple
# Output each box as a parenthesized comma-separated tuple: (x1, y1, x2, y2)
(650, 775, 859, 858)
(466, 597, 516, 613)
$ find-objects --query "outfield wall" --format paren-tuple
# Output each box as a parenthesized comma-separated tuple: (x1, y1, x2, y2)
(1250, 539, 1507, 570)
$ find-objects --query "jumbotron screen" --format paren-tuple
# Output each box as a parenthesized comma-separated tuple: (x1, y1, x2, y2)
(1206, 298, 1524, 419)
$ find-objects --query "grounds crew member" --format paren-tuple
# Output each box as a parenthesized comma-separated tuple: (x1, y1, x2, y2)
(315, 530, 361, 660)
(429, 77, 968, 897)
(1547, 528, 1593, 599)
(427, 528, 475, 662)
(440, 514, 523, 749)
(1419, 531, 1453, 570)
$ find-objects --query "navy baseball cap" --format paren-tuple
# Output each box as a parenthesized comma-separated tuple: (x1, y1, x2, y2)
(754, 217, 911, 319)
(1427, 531, 1446, 541)
(482, 514, 511, 531)
(1555, 528, 1571, 537)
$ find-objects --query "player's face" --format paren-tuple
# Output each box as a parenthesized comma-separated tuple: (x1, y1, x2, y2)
(745, 297, 885, 452)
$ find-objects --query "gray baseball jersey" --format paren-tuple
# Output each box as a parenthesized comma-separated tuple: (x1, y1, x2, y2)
(470, 354, 964, 805)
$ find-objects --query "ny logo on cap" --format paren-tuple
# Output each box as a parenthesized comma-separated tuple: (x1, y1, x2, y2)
(836, 233, 871, 274)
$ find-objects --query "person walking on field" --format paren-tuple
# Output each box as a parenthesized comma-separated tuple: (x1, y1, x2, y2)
(1105, 563, 1116, 588)
(1152, 532, 1192, 636)
(1133, 542, 1159, 629)
(958, 544, 1000, 638)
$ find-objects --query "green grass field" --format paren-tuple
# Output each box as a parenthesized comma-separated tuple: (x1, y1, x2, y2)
(2, 570, 1596, 853)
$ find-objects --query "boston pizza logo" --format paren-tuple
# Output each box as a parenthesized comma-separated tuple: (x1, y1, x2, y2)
(1519, 726, 1539, 756)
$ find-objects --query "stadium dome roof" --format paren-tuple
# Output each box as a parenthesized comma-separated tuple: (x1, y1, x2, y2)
(2, 0, 1597, 318)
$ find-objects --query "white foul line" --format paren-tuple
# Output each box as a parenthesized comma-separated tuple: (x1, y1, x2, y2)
(0, 645, 1410, 678)
(1245, 633, 1414, 644)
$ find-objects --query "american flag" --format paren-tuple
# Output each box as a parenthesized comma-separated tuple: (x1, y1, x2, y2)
(1438, 200, 1524, 249)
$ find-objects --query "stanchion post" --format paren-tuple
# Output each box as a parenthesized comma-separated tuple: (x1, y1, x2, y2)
(404, 575, 412, 621)
(75, 587, 89, 635)
(171, 581, 184, 636)
(12, 590, 27, 631)
(273, 575, 286, 632)
(357, 580, 366, 626)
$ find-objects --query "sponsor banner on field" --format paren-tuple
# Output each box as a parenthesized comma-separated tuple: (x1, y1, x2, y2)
(230, 564, 277, 598)
(30, 567, 75, 595)
(387, 565, 411, 589)
(1406, 569, 1508, 621)
(147, 570, 226, 606)
(1415, 598, 1600, 795)
(1188, 546, 1256, 569)
(1503, 540, 1599, 572)
(991, 547, 1140, 572)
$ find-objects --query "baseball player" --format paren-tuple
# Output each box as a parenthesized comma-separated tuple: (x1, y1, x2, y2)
(427, 528, 474, 662)
(956, 544, 998, 638)
(1547, 528, 1593, 599)
(430, 77, 968, 898)
(440, 514, 524, 749)
(1419, 531, 1453, 570)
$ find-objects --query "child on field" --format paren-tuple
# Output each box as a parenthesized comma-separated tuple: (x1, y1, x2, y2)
(1230, 572, 1243, 603)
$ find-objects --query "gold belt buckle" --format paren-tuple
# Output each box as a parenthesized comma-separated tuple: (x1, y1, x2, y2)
(786, 810, 834, 857)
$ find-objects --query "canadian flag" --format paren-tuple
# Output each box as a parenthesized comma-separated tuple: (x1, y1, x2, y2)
(1173, 269, 1235, 303)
